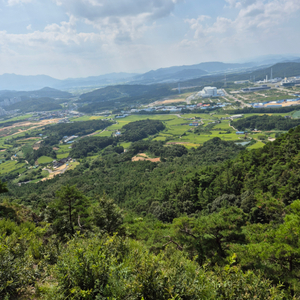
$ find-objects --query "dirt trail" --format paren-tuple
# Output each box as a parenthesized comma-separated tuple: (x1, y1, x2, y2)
(42, 164, 69, 181)
(132, 153, 161, 162)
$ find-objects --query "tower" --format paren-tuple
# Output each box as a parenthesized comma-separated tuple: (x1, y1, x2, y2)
(271, 68, 273, 80)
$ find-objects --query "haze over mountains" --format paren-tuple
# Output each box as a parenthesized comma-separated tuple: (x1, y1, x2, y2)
(1, 55, 300, 91)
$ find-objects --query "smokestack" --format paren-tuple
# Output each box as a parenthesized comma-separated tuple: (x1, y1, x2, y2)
(271, 68, 273, 80)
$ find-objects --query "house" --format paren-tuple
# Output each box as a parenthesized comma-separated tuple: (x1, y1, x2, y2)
(53, 157, 72, 168)
(231, 114, 243, 119)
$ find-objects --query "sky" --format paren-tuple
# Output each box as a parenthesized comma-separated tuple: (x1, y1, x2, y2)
(0, 0, 299, 79)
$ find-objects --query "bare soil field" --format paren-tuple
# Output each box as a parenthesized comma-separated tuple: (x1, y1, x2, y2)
(150, 98, 186, 106)
(132, 153, 161, 162)
(0, 119, 62, 136)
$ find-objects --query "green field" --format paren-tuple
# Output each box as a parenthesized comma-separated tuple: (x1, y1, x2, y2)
(247, 141, 266, 149)
(0, 160, 26, 174)
(57, 153, 69, 159)
(0, 114, 33, 124)
(38, 156, 53, 164)
(0, 111, 289, 178)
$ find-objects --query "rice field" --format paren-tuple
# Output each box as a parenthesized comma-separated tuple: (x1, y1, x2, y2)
(38, 156, 54, 164)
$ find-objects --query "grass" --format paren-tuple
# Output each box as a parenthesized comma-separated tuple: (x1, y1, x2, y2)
(119, 142, 131, 149)
(67, 162, 80, 170)
(57, 153, 69, 159)
(0, 114, 33, 124)
(0, 160, 26, 174)
(292, 110, 300, 119)
(38, 156, 54, 164)
(95, 130, 112, 137)
(41, 170, 50, 177)
(247, 141, 266, 150)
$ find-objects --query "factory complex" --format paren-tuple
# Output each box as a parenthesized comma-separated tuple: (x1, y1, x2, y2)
(198, 86, 225, 98)
(250, 98, 300, 108)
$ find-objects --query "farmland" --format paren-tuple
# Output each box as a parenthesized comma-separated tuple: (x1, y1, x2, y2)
(0, 107, 296, 184)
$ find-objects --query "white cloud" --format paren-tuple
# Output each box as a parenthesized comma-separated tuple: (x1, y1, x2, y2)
(187, 0, 300, 39)
(26, 24, 32, 30)
(52, 0, 183, 43)
(179, 0, 300, 64)
(7, 0, 32, 5)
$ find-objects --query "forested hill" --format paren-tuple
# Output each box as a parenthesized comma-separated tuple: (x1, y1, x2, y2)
(7, 126, 300, 220)
(42, 119, 113, 146)
(6, 97, 63, 113)
(6, 138, 245, 215)
(77, 84, 175, 113)
(5, 127, 300, 297)
(121, 119, 165, 142)
(232, 115, 300, 131)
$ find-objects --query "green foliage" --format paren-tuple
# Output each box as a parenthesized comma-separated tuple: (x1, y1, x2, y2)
(78, 84, 176, 113)
(40, 234, 286, 300)
(121, 119, 165, 142)
(227, 106, 299, 114)
(6, 97, 62, 113)
(128, 140, 188, 159)
(234, 200, 300, 295)
(212, 254, 286, 300)
(25, 145, 56, 165)
(48, 185, 91, 237)
(232, 114, 300, 131)
(0, 219, 45, 299)
(90, 195, 123, 234)
(70, 136, 115, 158)
(42, 119, 113, 146)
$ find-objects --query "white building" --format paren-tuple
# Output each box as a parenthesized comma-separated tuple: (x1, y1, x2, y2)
(198, 86, 224, 98)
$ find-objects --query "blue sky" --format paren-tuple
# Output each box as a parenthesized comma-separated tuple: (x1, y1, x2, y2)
(0, 0, 299, 78)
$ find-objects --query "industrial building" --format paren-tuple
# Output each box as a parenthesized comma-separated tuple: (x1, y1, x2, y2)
(198, 87, 225, 98)
(242, 85, 271, 92)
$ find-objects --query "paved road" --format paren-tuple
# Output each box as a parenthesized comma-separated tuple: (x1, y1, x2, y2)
(186, 93, 197, 104)
(223, 90, 251, 108)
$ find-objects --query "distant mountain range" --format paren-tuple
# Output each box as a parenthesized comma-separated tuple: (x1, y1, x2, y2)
(0, 87, 72, 100)
(1, 55, 300, 91)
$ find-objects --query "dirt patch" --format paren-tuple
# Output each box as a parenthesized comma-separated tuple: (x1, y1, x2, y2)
(19, 137, 40, 141)
(42, 164, 69, 181)
(132, 153, 161, 162)
(0, 118, 62, 135)
(149, 98, 186, 106)
(33, 140, 42, 150)
(166, 142, 190, 145)
(53, 147, 59, 151)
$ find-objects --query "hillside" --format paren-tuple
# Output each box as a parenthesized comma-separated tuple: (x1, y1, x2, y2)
(0, 87, 72, 100)
(78, 84, 176, 113)
(3, 122, 300, 297)
(5, 97, 63, 113)
(248, 62, 300, 80)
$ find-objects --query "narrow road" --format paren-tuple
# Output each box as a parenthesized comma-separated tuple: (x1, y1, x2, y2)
(186, 93, 197, 104)
(223, 90, 251, 108)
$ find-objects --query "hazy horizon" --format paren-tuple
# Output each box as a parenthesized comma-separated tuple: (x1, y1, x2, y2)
(1, 0, 300, 79)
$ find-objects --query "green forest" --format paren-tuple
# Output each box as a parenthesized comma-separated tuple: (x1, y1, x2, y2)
(232, 114, 300, 131)
(121, 119, 166, 142)
(78, 84, 176, 113)
(42, 119, 113, 146)
(6, 97, 63, 113)
(4, 119, 300, 298)
(0, 126, 299, 298)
